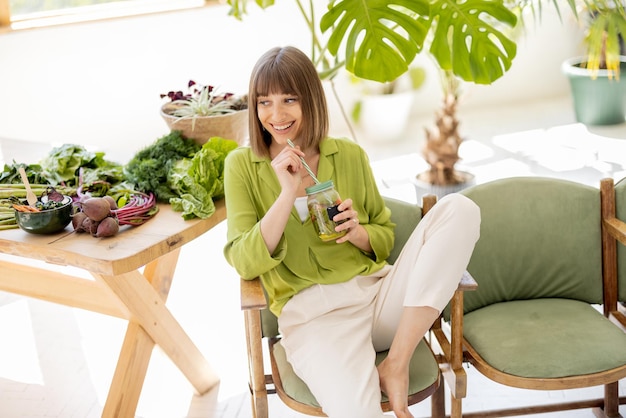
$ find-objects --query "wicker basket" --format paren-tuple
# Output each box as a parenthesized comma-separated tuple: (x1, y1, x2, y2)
(160, 103, 249, 146)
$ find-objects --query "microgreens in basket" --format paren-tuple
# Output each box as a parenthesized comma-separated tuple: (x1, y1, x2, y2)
(160, 80, 248, 119)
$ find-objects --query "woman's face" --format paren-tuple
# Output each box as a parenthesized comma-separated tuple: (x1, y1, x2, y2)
(256, 93, 302, 146)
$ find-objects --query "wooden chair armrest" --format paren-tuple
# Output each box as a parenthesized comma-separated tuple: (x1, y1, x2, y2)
(241, 277, 268, 311)
(458, 270, 478, 291)
(604, 217, 626, 246)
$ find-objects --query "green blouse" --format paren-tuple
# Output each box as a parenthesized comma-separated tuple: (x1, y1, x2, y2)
(223, 137, 395, 316)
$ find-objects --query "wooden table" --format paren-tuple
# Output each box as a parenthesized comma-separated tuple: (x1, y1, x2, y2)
(0, 200, 227, 417)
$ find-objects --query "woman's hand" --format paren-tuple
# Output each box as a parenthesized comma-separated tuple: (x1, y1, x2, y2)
(271, 145, 305, 197)
(334, 198, 372, 252)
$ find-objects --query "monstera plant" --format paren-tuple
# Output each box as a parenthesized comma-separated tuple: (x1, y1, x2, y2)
(229, 0, 517, 84)
(228, 0, 518, 184)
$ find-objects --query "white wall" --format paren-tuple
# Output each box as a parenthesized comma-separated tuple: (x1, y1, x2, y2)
(0, 1, 583, 163)
(0, 2, 312, 163)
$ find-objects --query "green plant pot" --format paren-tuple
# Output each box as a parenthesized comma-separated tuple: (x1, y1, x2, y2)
(562, 56, 626, 126)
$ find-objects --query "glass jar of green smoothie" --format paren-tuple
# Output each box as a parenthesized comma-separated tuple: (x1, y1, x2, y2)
(305, 180, 346, 241)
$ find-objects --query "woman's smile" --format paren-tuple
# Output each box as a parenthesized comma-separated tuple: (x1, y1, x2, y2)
(272, 121, 295, 132)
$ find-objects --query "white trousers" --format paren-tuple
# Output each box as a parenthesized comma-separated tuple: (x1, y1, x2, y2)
(278, 194, 481, 418)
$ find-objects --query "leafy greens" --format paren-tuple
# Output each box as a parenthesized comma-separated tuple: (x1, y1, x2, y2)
(168, 137, 238, 219)
(124, 131, 201, 201)
(0, 144, 125, 190)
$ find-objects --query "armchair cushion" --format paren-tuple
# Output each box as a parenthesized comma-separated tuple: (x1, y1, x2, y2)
(261, 307, 279, 339)
(271, 338, 440, 408)
(463, 298, 626, 379)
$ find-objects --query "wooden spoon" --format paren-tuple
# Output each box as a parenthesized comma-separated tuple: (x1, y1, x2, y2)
(18, 167, 38, 206)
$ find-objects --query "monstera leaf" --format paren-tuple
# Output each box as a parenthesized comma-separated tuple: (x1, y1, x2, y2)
(320, 0, 517, 84)
(429, 0, 518, 84)
(320, 0, 431, 83)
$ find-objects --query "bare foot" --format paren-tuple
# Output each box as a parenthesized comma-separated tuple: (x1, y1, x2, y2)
(377, 358, 414, 418)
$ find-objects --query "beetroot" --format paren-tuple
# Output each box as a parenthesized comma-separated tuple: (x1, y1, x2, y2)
(73, 196, 122, 238)
(102, 195, 118, 210)
(80, 197, 111, 222)
(81, 197, 111, 222)
(72, 212, 88, 232)
(82, 217, 100, 236)
(96, 217, 120, 238)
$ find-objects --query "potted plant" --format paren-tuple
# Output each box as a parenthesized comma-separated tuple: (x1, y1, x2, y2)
(350, 65, 427, 142)
(160, 80, 249, 146)
(562, 0, 626, 125)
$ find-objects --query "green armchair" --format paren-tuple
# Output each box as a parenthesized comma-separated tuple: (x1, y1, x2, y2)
(433, 176, 626, 417)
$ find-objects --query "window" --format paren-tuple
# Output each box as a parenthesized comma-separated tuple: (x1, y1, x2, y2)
(11, 0, 128, 16)
(1, 0, 211, 30)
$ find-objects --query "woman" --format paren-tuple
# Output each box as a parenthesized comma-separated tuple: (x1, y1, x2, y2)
(223, 46, 480, 418)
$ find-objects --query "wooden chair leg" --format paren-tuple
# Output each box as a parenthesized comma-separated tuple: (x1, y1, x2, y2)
(245, 309, 269, 418)
(591, 382, 622, 418)
(431, 374, 445, 418)
(250, 391, 268, 418)
(450, 393, 463, 418)
(249, 391, 258, 418)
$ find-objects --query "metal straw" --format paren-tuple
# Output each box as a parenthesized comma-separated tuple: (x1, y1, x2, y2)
(287, 139, 320, 184)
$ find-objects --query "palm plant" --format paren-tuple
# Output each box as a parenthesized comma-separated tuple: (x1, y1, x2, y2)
(576, 0, 626, 79)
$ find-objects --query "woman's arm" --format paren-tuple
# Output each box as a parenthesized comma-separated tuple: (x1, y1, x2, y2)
(224, 150, 283, 279)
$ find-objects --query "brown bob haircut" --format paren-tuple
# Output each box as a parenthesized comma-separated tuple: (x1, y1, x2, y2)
(248, 46, 329, 158)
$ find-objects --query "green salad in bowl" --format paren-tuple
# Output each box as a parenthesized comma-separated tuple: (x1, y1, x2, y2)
(14, 194, 74, 235)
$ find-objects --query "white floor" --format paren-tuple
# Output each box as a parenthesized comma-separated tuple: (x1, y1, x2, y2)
(1, 97, 626, 417)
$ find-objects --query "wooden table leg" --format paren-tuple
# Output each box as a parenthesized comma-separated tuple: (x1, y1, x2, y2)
(99, 249, 219, 417)
(102, 322, 156, 418)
